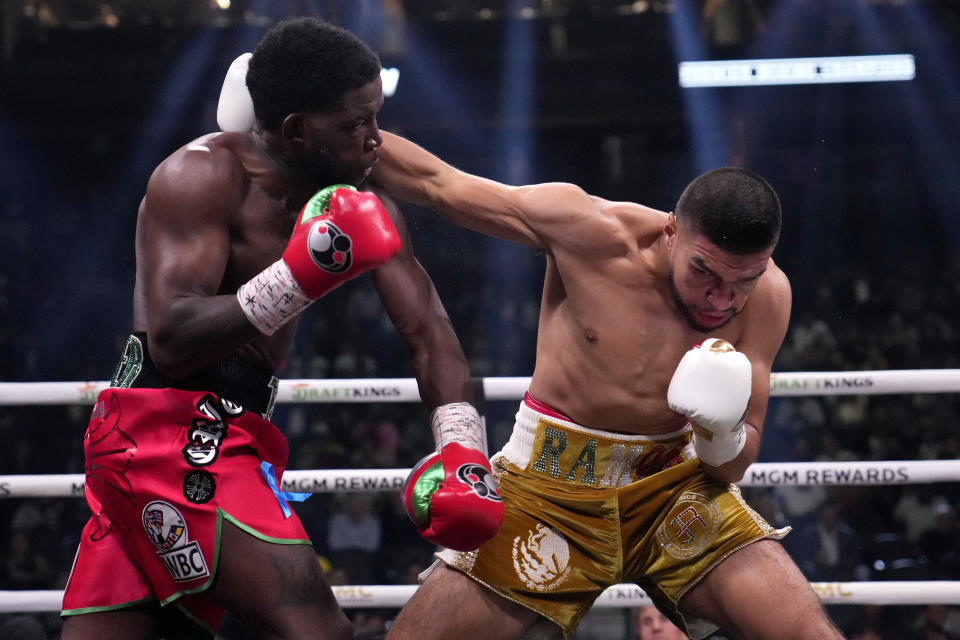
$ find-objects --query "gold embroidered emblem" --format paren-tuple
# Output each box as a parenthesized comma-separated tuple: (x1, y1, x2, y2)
(656, 492, 722, 559)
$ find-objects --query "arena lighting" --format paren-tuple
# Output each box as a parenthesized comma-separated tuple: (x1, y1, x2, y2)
(485, 0, 540, 379)
(679, 54, 916, 87)
(666, 0, 728, 172)
(381, 67, 399, 97)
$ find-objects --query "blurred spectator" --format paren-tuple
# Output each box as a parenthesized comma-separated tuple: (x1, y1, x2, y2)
(350, 609, 388, 637)
(327, 493, 382, 584)
(844, 604, 901, 640)
(351, 407, 402, 468)
(0, 615, 49, 640)
(912, 605, 960, 640)
(849, 625, 883, 640)
(4, 531, 53, 590)
(814, 432, 858, 463)
(918, 501, 960, 578)
(788, 499, 863, 581)
(634, 604, 688, 640)
(398, 560, 428, 585)
(894, 488, 945, 544)
(700, 0, 765, 57)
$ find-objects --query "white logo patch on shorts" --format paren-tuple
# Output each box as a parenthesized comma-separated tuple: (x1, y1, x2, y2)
(142, 500, 210, 582)
(512, 523, 571, 591)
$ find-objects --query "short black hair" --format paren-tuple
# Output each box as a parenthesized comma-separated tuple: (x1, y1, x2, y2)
(675, 166, 782, 254)
(246, 17, 381, 130)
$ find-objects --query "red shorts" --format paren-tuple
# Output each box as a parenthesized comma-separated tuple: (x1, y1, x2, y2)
(61, 387, 311, 632)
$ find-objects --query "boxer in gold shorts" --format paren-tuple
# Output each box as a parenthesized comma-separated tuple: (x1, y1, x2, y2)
(374, 132, 845, 639)
(433, 393, 788, 639)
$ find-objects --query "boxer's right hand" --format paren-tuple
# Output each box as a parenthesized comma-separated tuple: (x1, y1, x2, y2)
(402, 443, 504, 551)
(667, 338, 752, 466)
(238, 185, 400, 335)
(283, 185, 401, 299)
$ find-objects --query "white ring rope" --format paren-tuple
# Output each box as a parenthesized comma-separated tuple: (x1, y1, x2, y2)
(3, 581, 960, 613)
(2, 460, 958, 498)
(4, 372, 959, 615)
(2, 369, 960, 405)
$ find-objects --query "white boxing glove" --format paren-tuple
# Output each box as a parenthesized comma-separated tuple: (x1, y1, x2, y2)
(667, 338, 751, 466)
(217, 53, 255, 133)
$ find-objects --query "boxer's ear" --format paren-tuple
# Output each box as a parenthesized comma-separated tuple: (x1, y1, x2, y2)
(280, 112, 306, 144)
(664, 212, 678, 246)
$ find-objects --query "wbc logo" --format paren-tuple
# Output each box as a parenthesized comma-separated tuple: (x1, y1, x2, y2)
(142, 501, 210, 582)
(308, 220, 352, 273)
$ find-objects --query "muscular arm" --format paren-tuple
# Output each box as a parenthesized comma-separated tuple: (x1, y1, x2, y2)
(368, 188, 473, 410)
(709, 266, 792, 483)
(374, 131, 626, 254)
(136, 143, 261, 378)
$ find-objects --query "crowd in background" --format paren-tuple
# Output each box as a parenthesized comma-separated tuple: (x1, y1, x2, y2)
(2, 0, 960, 637)
(2, 247, 960, 638)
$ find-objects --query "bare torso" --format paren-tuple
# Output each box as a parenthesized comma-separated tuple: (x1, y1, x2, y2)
(371, 132, 790, 437)
(131, 131, 323, 374)
(529, 203, 769, 435)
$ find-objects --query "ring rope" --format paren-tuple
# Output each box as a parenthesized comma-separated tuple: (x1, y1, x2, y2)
(2, 460, 958, 499)
(4, 581, 960, 613)
(4, 372, 958, 614)
(2, 369, 960, 405)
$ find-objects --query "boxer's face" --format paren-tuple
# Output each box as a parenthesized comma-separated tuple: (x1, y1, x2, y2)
(300, 75, 384, 186)
(666, 217, 772, 333)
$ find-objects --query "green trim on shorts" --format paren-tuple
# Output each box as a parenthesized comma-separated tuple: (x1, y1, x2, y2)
(157, 508, 311, 608)
(219, 510, 313, 546)
(60, 596, 157, 617)
(157, 511, 224, 607)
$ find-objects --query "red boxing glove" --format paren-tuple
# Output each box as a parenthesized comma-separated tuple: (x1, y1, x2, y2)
(238, 185, 401, 334)
(402, 443, 504, 552)
(283, 185, 400, 298)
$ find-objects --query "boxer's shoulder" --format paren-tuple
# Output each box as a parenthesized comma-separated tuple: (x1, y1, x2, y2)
(140, 136, 250, 234)
(594, 199, 668, 243)
(732, 261, 792, 358)
(145, 132, 249, 212)
(746, 260, 791, 315)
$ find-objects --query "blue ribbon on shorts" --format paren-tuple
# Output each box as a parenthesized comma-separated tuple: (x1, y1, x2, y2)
(260, 461, 311, 518)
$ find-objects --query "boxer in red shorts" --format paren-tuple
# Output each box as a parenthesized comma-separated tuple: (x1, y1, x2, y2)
(60, 17, 493, 640)
(62, 341, 307, 633)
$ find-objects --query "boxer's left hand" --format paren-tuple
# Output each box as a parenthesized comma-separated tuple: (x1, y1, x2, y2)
(667, 338, 751, 466)
(402, 443, 504, 551)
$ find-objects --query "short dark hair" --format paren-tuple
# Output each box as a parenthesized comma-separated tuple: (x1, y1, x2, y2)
(675, 166, 782, 254)
(246, 17, 381, 130)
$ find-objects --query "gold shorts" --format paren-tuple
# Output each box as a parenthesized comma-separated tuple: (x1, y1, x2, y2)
(434, 397, 789, 639)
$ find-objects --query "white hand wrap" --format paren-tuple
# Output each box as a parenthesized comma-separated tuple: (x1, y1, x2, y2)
(236, 259, 312, 335)
(668, 338, 751, 467)
(431, 402, 484, 452)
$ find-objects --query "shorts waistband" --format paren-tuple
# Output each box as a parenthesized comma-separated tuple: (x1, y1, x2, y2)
(110, 333, 279, 419)
(497, 395, 695, 487)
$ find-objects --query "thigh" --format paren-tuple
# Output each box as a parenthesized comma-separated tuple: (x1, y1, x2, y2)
(386, 563, 545, 640)
(61, 601, 210, 640)
(680, 539, 843, 640)
(206, 519, 351, 640)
